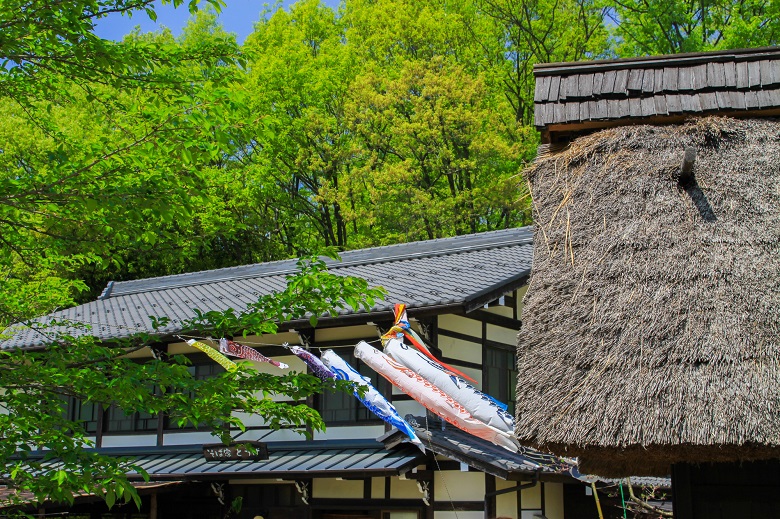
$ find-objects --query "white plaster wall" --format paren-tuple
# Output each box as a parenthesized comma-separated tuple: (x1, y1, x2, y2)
(227, 479, 293, 485)
(486, 323, 520, 345)
(482, 305, 514, 318)
(371, 477, 385, 499)
(516, 286, 528, 314)
(434, 471, 484, 502)
(496, 478, 519, 518)
(385, 513, 419, 519)
(233, 411, 271, 428)
(438, 315, 481, 338)
(313, 424, 384, 440)
(121, 348, 154, 359)
(435, 512, 482, 519)
(316, 325, 379, 342)
(257, 427, 309, 442)
(244, 331, 301, 346)
(391, 477, 422, 499)
(543, 482, 564, 519)
(520, 483, 542, 509)
(161, 430, 222, 446)
(437, 336, 481, 365)
(231, 427, 305, 443)
(312, 478, 363, 499)
(459, 366, 482, 386)
(101, 434, 157, 448)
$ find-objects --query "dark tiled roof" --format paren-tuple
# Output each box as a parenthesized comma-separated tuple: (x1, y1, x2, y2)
(534, 46, 780, 128)
(2, 228, 533, 348)
(18, 440, 424, 481)
(384, 416, 672, 487)
(380, 415, 575, 481)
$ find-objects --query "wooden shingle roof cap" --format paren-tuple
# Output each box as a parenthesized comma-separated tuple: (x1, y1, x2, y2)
(534, 46, 780, 130)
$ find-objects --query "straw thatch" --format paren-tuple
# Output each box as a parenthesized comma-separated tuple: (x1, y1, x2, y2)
(515, 116, 780, 477)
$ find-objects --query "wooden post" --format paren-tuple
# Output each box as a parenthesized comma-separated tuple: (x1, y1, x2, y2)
(591, 483, 604, 519)
(484, 474, 496, 519)
(679, 147, 697, 184)
(149, 491, 158, 519)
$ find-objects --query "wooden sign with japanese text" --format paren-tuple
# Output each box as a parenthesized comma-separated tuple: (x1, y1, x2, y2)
(202, 441, 269, 461)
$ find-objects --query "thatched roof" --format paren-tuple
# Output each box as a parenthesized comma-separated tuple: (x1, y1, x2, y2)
(515, 116, 780, 477)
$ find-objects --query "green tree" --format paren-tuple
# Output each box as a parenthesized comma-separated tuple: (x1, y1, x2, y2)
(240, 0, 358, 252)
(606, 0, 780, 55)
(1, 256, 384, 510)
(347, 57, 534, 242)
(342, 0, 483, 66)
(0, 0, 384, 510)
(67, 11, 279, 296)
(477, 0, 609, 124)
(0, 0, 247, 318)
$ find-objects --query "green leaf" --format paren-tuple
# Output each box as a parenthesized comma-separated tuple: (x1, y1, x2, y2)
(54, 470, 68, 485)
(105, 489, 116, 509)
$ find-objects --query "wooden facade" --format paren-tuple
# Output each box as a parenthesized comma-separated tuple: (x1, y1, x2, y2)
(27, 292, 599, 519)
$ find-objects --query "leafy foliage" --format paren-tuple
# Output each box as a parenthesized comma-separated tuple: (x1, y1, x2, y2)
(0, 255, 384, 510)
(1, 0, 778, 512)
(606, 0, 780, 55)
(0, 0, 382, 512)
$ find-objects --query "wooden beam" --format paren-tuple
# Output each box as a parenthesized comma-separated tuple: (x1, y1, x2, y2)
(433, 501, 484, 511)
(468, 309, 522, 331)
(542, 107, 780, 139)
(485, 474, 497, 519)
(679, 147, 697, 184)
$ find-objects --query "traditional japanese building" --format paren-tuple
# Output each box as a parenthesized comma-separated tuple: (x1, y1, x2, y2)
(3, 228, 618, 519)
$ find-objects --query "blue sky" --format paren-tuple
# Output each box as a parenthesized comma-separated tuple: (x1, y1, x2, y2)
(94, 0, 341, 43)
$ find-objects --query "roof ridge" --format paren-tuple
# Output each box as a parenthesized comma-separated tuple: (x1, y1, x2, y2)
(534, 46, 780, 76)
(105, 227, 532, 298)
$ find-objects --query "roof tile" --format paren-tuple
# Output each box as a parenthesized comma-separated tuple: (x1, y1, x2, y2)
(3, 228, 533, 348)
(677, 66, 694, 91)
(627, 68, 643, 91)
(614, 69, 629, 94)
(654, 95, 668, 115)
(592, 71, 605, 95)
(579, 72, 594, 97)
(724, 60, 737, 87)
(748, 60, 761, 87)
(707, 61, 726, 88)
(691, 63, 708, 90)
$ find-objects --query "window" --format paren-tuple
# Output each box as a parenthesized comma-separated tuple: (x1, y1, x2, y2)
(483, 345, 517, 415)
(104, 387, 160, 433)
(318, 349, 389, 424)
(188, 361, 225, 381)
(63, 397, 100, 434)
(104, 405, 159, 433)
(166, 360, 225, 430)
